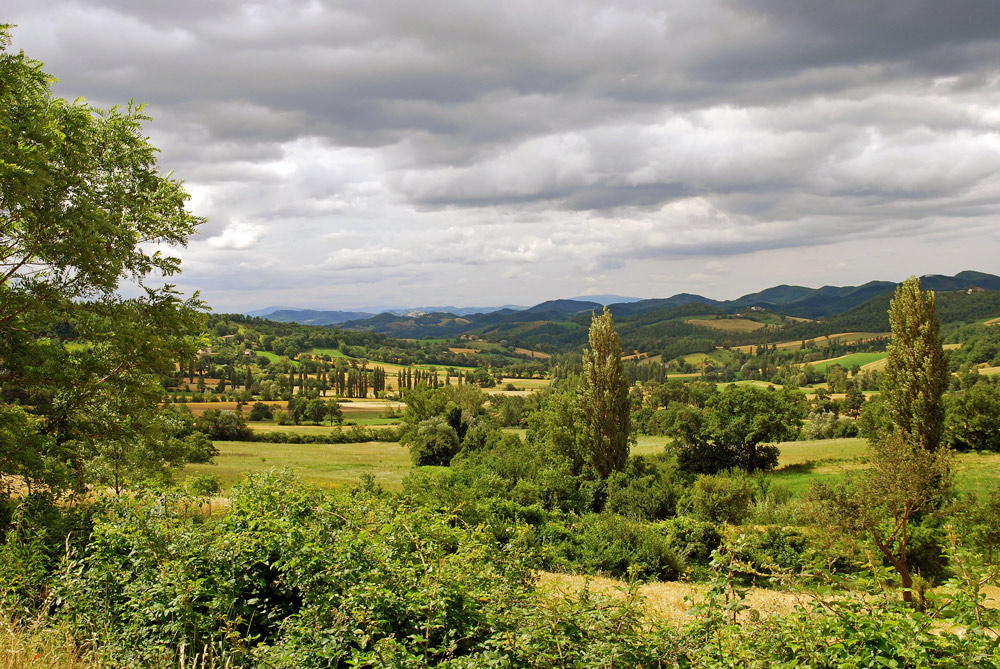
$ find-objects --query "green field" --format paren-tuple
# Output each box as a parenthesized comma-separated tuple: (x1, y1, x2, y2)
(806, 352, 886, 373)
(182, 440, 413, 490)
(686, 317, 767, 333)
(253, 350, 282, 363)
(681, 349, 739, 369)
(306, 347, 348, 358)
(772, 438, 1000, 497)
(632, 434, 668, 457)
(181, 433, 1000, 500)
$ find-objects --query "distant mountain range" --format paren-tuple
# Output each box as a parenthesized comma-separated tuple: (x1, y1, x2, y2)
(246, 304, 528, 325)
(247, 271, 1000, 350)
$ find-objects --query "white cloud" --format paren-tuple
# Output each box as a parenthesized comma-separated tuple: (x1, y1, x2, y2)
(205, 221, 265, 250)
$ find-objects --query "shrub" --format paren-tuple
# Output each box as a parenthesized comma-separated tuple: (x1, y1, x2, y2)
(194, 409, 252, 441)
(603, 456, 679, 521)
(570, 513, 685, 581)
(802, 411, 859, 440)
(687, 470, 756, 525)
(659, 516, 722, 567)
(248, 401, 274, 421)
(185, 474, 222, 496)
(406, 416, 461, 466)
(730, 526, 811, 584)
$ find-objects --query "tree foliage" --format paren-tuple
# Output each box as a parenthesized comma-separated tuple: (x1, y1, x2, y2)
(881, 276, 949, 451)
(944, 381, 1000, 452)
(816, 276, 953, 604)
(0, 26, 205, 495)
(578, 307, 632, 478)
(673, 385, 805, 475)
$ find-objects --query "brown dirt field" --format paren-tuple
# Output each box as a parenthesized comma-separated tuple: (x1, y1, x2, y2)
(448, 347, 480, 354)
(985, 317, 1000, 326)
(687, 318, 767, 333)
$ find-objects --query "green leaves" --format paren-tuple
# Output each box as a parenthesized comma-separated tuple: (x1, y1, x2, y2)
(579, 307, 632, 478)
(0, 26, 207, 495)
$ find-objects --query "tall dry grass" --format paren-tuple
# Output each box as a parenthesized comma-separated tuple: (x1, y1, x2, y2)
(1, 616, 237, 669)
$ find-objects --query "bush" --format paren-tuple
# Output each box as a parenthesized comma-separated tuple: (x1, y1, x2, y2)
(248, 401, 274, 421)
(184, 473, 222, 496)
(568, 513, 685, 581)
(730, 526, 811, 584)
(603, 456, 679, 521)
(194, 409, 252, 441)
(687, 471, 756, 525)
(55, 474, 540, 667)
(659, 516, 722, 567)
(406, 416, 461, 466)
(954, 487, 1000, 564)
(801, 411, 859, 440)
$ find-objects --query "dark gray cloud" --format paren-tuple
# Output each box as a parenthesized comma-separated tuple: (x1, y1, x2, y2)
(5, 1, 1000, 309)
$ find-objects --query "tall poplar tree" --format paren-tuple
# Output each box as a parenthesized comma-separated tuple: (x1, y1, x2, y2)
(818, 276, 952, 604)
(578, 307, 632, 478)
(881, 275, 948, 451)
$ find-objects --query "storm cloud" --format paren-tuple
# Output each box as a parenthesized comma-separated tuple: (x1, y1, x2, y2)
(7, 1, 1000, 310)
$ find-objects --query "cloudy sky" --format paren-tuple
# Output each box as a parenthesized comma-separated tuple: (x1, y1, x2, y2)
(7, 1, 1000, 312)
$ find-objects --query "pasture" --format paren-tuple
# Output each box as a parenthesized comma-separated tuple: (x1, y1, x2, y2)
(682, 349, 740, 369)
(179, 433, 999, 503)
(177, 399, 403, 418)
(772, 438, 1000, 497)
(686, 317, 767, 333)
(731, 332, 890, 354)
(305, 347, 348, 358)
(514, 347, 551, 359)
(181, 440, 412, 490)
(805, 352, 886, 372)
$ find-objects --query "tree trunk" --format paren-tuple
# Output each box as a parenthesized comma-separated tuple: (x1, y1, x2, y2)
(895, 557, 914, 605)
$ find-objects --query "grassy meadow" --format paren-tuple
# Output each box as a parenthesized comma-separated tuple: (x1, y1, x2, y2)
(182, 430, 1000, 498)
(686, 317, 768, 332)
(731, 332, 890, 354)
(681, 349, 740, 369)
(805, 351, 886, 372)
(182, 440, 413, 491)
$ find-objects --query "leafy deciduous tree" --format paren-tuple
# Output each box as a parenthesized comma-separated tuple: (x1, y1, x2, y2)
(0, 26, 206, 495)
(674, 385, 804, 475)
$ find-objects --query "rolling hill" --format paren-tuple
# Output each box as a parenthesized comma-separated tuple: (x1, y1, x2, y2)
(260, 271, 1000, 357)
